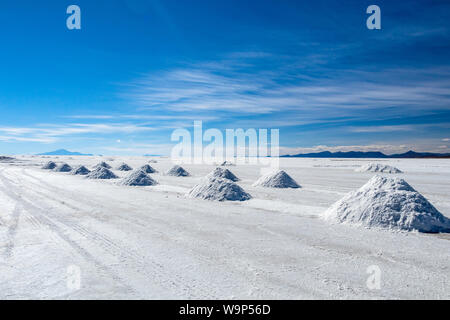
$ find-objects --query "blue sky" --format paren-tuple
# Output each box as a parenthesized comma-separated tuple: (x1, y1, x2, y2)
(0, 0, 449, 155)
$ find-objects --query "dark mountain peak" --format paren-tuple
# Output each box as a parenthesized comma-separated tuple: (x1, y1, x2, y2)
(38, 149, 93, 156)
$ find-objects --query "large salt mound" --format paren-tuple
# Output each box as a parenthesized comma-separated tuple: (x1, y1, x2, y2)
(94, 161, 112, 169)
(322, 175, 450, 233)
(187, 177, 251, 202)
(42, 161, 57, 170)
(207, 167, 240, 182)
(356, 163, 403, 174)
(120, 170, 158, 186)
(54, 163, 73, 172)
(116, 163, 133, 171)
(71, 165, 91, 175)
(140, 164, 157, 174)
(166, 165, 190, 177)
(86, 167, 118, 180)
(253, 170, 301, 189)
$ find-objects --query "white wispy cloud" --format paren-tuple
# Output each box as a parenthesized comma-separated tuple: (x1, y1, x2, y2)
(0, 123, 159, 144)
(124, 58, 450, 124)
(62, 114, 219, 121)
(348, 125, 416, 133)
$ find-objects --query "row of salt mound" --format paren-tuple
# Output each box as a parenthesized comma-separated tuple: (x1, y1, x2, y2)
(43, 160, 449, 234)
(188, 168, 301, 202)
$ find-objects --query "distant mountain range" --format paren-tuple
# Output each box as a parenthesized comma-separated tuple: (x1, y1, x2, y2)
(36, 149, 450, 158)
(281, 150, 450, 159)
(37, 149, 93, 156)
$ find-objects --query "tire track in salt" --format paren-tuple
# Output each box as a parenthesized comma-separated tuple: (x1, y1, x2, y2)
(2, 204, 22, 259)
(4, 168, 217, 299)
(0, 168, 23, 259)
(21, 168, 311, 298)
(0, 169, 138, 297)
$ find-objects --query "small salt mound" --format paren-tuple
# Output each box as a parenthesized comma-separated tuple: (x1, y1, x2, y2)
(356, 163, 403, 174)
(187, 177, 251, 202)
(140, 164, 157, 174)
(207, 167, 239, 182)
(149, 160, 158, 163)
(253, 170, 301, 189)
(322, 175, 450, 233)
(120, 170, 158, 186)
(86, 167, 118, 180)
(0, 156, 15, 162)
(54, 163, 73, 172)
(71, 165, 91, 176)
(94, 161, 112, 169)
(220, 161, 235, 166)
(166, 165, 190, 177)
(42, 161, 57, 170)
(116, 163, 133, 171)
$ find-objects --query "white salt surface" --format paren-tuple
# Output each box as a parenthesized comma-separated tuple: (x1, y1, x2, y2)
(0, 156, 449, 299)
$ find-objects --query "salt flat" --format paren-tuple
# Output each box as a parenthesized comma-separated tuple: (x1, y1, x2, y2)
(0, 156, 449, 299)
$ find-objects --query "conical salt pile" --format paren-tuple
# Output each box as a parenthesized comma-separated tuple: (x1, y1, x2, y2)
(94, 161, 112, 169)
(166, 165, 190, 177)
(140, 164, 157, 174)
(71, 165, 91, 175)
(220, 161, 235, 167)
(207, 167, 240, 182)
(116, 163, 133, 171)
(356, 163, 403, 174)
(322, 175, 450, 233)
(120, 170, 158, 186)
(54, 163, 73, 172)
(86, 167, 118, 180)
(187, 177, 251, 202)
(149, 160, 158, 163)
(42, 161, 57, 170)
(253, 170, 300, 189)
